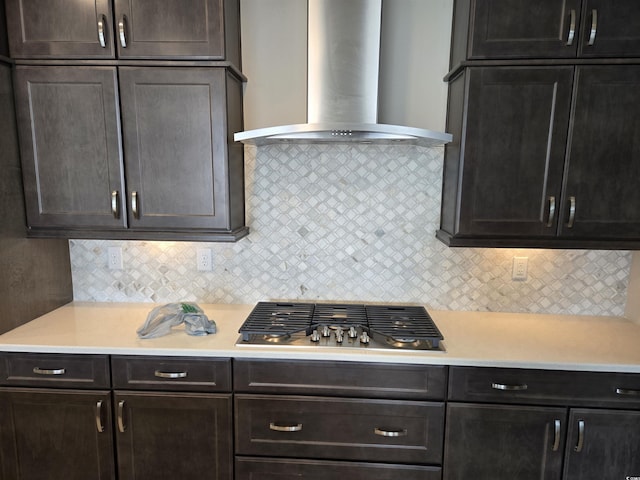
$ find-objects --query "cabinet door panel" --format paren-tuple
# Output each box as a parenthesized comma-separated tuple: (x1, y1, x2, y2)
(119, 67, 231, 230)
(14, 66, 126, 229)
(456, 67, 573, 237)
(444, 403, 566, 480)
(0, 388, 115, 480)
(468, 0, 581, 59)
(564, 409, 640, 480)
(114, 391, 232, 480)
(5, 0, 115, 58)
(114, 0, 225, 59)
(560, 66, 640, 238)
(579, 0, 640, 57)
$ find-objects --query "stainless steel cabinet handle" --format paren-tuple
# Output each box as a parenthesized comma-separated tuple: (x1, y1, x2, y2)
(111, 190, 119, 219)
(552, 419, 561, 451)
(269, 422, 303, 432)
(546, 195, 556, 227)
(574, 419, 585, 452)
(117, 400, 126, 433)
(566, 196, 576, 228)
(97, 14, 107, 48)
(374, 427, 408, 438)
(588, 9, 598, 46)
(154, 370, 188, 379)
(491, 382, 528, 391)
(131, 191, 139, 219)
(566, 9, 576, 45)
(95, 400, 105, 433)
(33, 367, 66, 375)
(118, 16, 127, 48)
(616, 388, 640, 396)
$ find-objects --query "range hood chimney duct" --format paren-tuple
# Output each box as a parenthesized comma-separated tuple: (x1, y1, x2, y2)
(234, 0, 452, 147)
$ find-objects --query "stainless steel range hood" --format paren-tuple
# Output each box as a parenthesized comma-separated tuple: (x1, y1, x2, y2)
(234, 0, 452, 147)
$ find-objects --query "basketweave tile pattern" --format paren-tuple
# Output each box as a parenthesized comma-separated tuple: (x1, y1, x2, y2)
(70, 144, 631, 316)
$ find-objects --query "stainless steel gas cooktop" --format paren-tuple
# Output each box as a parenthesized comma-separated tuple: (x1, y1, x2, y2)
(236, 302, 445, 351)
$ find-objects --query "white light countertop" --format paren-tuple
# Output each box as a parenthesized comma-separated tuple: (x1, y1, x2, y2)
(0, 302, 639, 373)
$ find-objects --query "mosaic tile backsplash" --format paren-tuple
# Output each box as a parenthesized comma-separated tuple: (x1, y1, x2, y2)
(70, 144, 631, 316)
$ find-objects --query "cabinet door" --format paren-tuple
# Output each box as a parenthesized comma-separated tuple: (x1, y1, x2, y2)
(5, 0, 115, 59)
(467, 0, 581, 59)
(13, 66, 127, 229)
(452, 67, 573, 237)
(114, 391, 232, 480)
(0, 388, 115, 480)
(578, 0, 640, 57)
(563, 409, 640, 480)
(559, 66, 640, 238)
(113, 0, 227, 59)
(119, 67, 234, 230)
(443, 403, 566, 480)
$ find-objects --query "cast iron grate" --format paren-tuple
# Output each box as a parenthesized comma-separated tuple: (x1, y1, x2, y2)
(239, 302, 315, 341)
(311, 304, 367, 328)
(365, 305, 443, 347)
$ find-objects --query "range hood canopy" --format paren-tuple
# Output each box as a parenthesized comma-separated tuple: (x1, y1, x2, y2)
(234, 0, 452, 147)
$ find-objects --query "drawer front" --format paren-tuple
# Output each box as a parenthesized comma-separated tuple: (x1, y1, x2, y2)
(235, 394, 444, 464)
(236, 457, 442, 480)
(0, 353, 110, 388)
(234, 359, 447, 400)
(111, 356, 231, 392)
(449, 367, 640, 407)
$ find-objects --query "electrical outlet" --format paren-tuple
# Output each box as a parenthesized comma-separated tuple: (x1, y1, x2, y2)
(108, 247, 123, 270)
(512, 256, 528, 281)
(196, 248, 212, 271)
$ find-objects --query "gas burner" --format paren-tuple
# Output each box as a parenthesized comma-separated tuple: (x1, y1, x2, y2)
(237, 302, 444, 351)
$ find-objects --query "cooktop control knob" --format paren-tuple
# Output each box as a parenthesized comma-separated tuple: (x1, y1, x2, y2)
(310, 330, 320, 342)
(335, 327, 344, 343)
(359, 331, 370, 344)
(321, 325, 331, 337)
(348, 326, 358, 339)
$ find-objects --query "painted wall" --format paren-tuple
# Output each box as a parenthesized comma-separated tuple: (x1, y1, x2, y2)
(69, 0, 633, 316)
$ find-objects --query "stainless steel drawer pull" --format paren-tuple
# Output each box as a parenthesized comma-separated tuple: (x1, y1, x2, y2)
(566, 9, 576, 45)
(566, 196, 576, 228)
(546, 195, 556, 227)
(374, 427, 408, 438)
(269, 422, 303, 432)
(118, 16, 127, 48)
(111, 190, 119, 219)
(574, 419, 585, 452)
(33, 367, 66, 375)
(154, 370, 188, 379)
(117, 400, 126, 433)
(131, 191, 139, 218)
(97, 14, 107, 48)
(95, 400, 105, 433)
(616, 388, 640, 396)
(552, 419, 561, 451)
(588, 9, 598, 46)
(491, 382, 528, 391)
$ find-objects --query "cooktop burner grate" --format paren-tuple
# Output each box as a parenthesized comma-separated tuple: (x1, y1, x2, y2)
(365, 305, 443, 348)
(312, 303, 367, 328)
(239, 302, 315, 341)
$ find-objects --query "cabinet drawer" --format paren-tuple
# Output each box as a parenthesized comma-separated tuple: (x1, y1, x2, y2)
(111, 356, 231, 392)
(234, 359, 447, 400)
(449, 367, 640, 407)
(236, 457, 442, 480)
(0, 353, 110, 388)
(235, 394, 444, 464)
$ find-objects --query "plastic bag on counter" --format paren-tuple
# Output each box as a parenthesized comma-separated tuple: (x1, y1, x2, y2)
(137, 303, 217, 339)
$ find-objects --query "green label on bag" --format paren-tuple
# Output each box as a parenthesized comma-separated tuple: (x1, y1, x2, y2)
(181, 303, 198, 313)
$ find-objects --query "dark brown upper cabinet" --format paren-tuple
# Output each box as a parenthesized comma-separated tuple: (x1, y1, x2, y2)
(5, 0, 241, 64)
(450, 0, 640, 65)
(438, 65, 640, 249)
(14, 65, 246, 241)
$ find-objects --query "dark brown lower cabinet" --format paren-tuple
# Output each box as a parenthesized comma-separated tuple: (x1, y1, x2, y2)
(236, 457, 442, 480)
(0, 388, 115, 480)
(443, 403, 566, 480)
(563, 409, 640, 480)
(114, 391, 233, 480)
